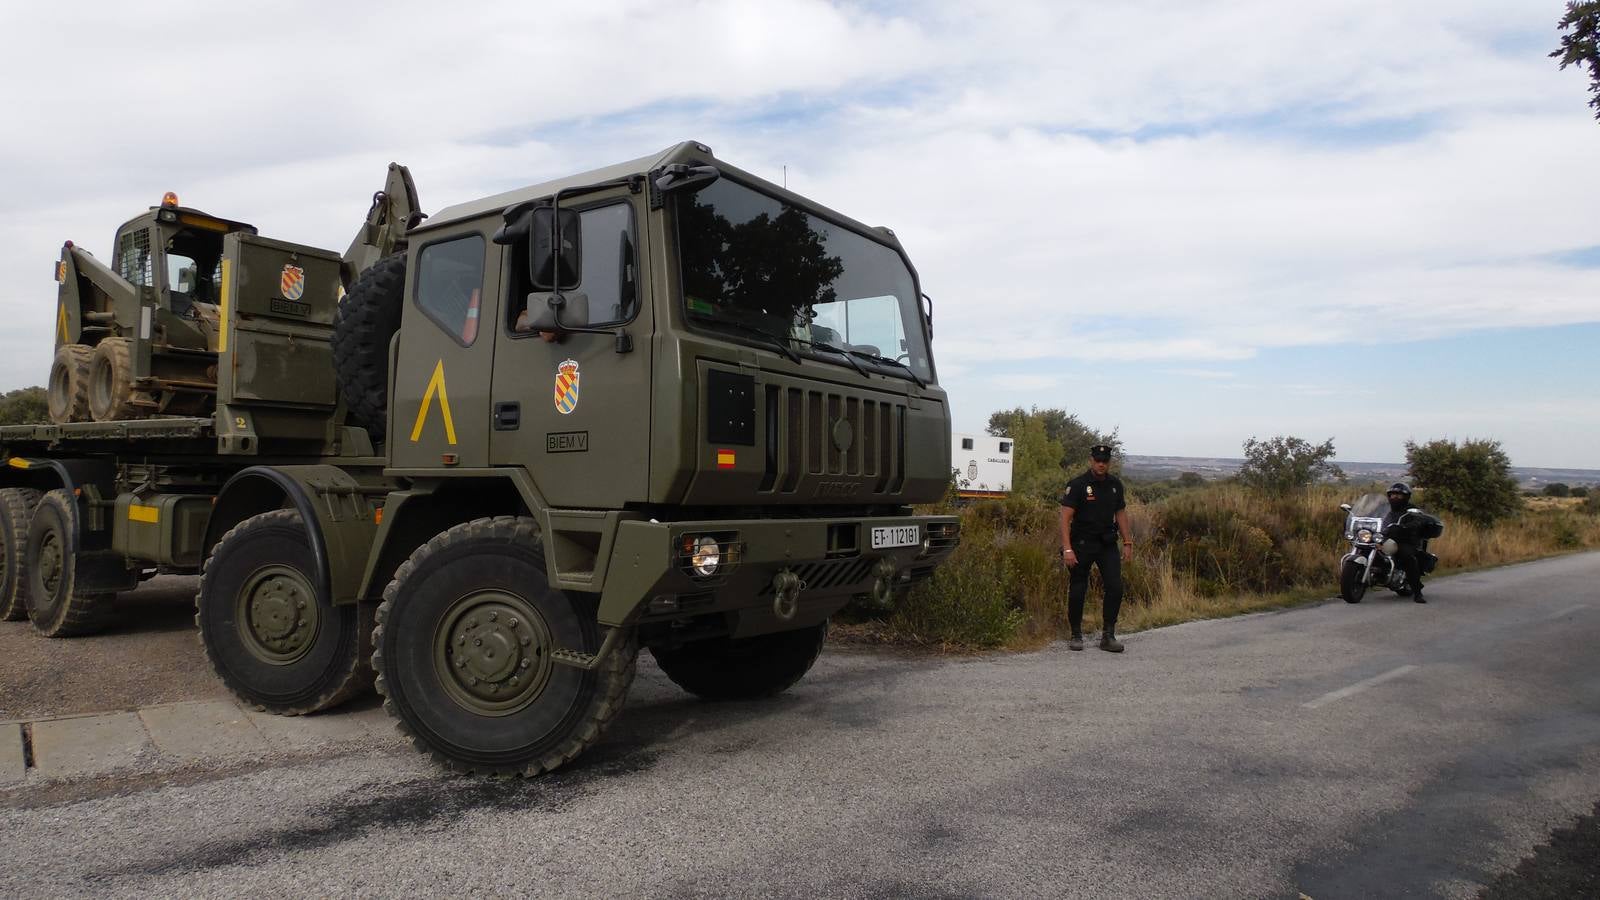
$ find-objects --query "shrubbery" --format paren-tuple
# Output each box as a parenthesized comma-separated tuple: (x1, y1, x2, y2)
(1405, 438, 1522, 526)
(864, 481, 1600, 649)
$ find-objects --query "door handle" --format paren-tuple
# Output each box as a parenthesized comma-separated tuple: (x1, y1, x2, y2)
(493, 401, 520, 431)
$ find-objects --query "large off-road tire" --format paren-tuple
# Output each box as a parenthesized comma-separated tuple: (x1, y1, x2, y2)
(1339, 559, 1367, 604)
(87, 337, 148, 422)
(0, 487, 43, 621)
(47, 344, 93, 424)
(197, 510, 374, 714)
(650, 621, 828, 701)
(332, 253, 406, 441)
(24, 489, 113, 637)
(373, 516, 638, 776)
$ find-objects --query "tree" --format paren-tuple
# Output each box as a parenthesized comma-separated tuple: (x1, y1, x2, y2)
(986, 407, 1119, 469)
(985, 408, 1068, 501)
(1176, 471, 1205, 488)
(1552, 2, 1600, 121)
(1543, 482, 1572, 497)
(0, 387, 48, 426)
(1405, 438, 1523, 526)
(1572, 485, 1591, 498)
(1236, 436, 1345, 495)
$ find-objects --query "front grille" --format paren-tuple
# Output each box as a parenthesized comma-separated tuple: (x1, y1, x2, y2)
(760, 384, 905, 496)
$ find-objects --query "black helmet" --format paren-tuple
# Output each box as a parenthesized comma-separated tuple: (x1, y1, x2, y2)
(1386, 482, 1412, 499)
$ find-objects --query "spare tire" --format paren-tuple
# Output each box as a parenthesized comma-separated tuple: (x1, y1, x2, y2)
(332, 253, 406, 441)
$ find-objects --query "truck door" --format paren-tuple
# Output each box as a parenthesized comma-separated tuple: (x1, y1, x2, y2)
(490, 195, 652, 508)
(387, 228, 500, 469)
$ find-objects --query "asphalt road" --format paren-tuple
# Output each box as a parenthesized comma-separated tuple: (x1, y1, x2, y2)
(3, 554, 1598, 898)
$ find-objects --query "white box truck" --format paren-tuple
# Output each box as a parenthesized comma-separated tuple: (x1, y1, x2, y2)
(951, 432, 1013, 499)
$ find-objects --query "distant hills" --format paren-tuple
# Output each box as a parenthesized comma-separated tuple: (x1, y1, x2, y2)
(1123, 455, 1600, 489)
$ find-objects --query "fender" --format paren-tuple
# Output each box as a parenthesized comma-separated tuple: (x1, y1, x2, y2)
(207, 465, 386, 606)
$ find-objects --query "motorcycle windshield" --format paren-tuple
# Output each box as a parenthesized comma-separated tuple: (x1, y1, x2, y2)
(1349, 493, 1390, 517)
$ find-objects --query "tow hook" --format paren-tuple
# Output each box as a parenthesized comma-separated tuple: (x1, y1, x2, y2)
(870, 558, 899, 606)
(772, 569, 805, 620)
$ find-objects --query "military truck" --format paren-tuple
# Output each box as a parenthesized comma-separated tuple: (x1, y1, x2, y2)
(0, 141, 959, 775)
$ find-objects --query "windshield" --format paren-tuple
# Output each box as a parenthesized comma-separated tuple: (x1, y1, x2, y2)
(676, 177, 932, 382)
(1349, 493, 1389, 517)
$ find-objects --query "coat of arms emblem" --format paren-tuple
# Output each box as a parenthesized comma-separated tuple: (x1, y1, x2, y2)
(280, 264, 305, 302)
(554, 359, 580, 415)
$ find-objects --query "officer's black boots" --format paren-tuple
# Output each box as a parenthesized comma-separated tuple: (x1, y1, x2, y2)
(1069, 631, 1084, 651)
(1413, 590, 1426, 604)
(1099, 627, 1125, 653)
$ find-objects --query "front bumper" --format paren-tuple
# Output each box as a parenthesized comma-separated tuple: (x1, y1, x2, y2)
(596, 514, 959, 628)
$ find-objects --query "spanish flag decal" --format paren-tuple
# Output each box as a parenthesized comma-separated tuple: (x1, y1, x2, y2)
(716, 449, 736, 469)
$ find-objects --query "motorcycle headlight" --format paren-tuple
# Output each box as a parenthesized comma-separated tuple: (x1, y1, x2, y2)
(1356, 528, 1374, 544)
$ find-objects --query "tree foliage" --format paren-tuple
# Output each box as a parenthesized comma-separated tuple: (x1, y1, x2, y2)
(1236, 435, 1345, 496)
(986, 407, 1119, 470)
(1405, 438, 1523, 526)
(1553, 1, 1600, 121)
(1542, 482, 1572, 497)
(985, 407, 1119, 501)
(0, 387, 48, 426)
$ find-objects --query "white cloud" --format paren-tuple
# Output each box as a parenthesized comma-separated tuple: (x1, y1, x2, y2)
(1, 1, 1596, 463)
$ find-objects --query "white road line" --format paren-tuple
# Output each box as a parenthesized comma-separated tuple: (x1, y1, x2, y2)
(1542, 604, 1588, 622)
(1302, 665, 1420, 710)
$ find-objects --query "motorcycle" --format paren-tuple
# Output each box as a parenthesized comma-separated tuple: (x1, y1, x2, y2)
(1337, 493, 1444, 603)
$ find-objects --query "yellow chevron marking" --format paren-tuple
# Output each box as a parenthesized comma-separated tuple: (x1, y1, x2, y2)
(409, 359, 458, 445)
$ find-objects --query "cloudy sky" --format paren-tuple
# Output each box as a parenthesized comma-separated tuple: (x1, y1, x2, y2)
(3, 1, 1596, 467)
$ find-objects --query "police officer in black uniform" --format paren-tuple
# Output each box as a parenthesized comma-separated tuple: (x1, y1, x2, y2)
(1059, 444, 1133, 652)
(1380, 482, 1428, 604)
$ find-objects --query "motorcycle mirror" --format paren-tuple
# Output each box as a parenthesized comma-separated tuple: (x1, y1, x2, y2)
(1339, 503, 1352, 512)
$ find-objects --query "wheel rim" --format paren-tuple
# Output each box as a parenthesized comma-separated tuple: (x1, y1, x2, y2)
(236, 564, 322, 664)
(89, 356, 111, 415)
(47, 362, 70, 417)
(37, 530, 64, 601)
(433, 589, 555, 717)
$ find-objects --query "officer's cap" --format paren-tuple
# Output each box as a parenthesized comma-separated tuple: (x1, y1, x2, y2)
(1089, 444, 1113, 461)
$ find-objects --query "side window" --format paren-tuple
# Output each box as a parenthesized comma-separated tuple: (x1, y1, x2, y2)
(999, 441, 1012, 453)
(117, 229, 153, 287)
(961, 438, 974, 450)
(415, 235, 486, 345)
(577, 203, 637, 325)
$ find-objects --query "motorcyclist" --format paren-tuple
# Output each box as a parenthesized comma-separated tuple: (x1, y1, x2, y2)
(1381, 482, 1428, 604)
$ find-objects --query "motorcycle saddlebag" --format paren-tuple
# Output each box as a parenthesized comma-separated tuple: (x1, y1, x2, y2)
(1422, 552, 1439, 574)
(1415, 513, 1444, 540)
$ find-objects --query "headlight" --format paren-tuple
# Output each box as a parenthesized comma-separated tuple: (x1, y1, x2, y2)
(689, 536, 721, 577)
(1356, 528, 1374, 544)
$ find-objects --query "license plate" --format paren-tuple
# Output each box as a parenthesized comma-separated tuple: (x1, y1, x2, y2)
(871, 526, 920, 549)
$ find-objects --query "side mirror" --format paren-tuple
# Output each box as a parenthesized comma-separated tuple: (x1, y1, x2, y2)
(519, 291, 590, 333)
(654, 164, 720, 195)
(1339, 503, 1352, 512)
(529, 206, 581, 291)
(492, 202, 581, 291)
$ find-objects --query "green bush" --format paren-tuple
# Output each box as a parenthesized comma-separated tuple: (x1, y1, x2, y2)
(1406, 438, 1523, 527)
(0, 387, 47, 426)
(1543, 483, 1572, 497)
(1569, 486, 1589, 499)
(1585, 491, 1600, 515)
(1237, 435, 1345, 496)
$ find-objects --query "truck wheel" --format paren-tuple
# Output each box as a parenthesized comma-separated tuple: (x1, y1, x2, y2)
(1339, 559, 1367, 604)
(47, 344, 93, 424)
(0, 487, 43, 621)
(650, 622, 828, 701)
(332, 253, 406, 441)
(24, 489, 113, 637)
(87, 337, 147, 422)
(197, 510, 374, 714)
(373, 516, 638, 776)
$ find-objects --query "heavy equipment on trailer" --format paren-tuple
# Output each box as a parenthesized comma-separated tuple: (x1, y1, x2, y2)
(1, 141, 959, 774)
